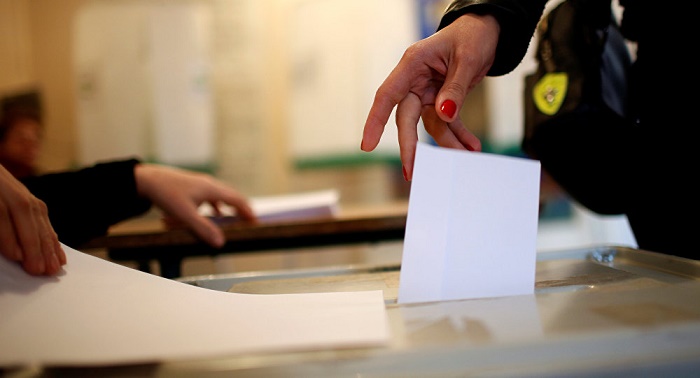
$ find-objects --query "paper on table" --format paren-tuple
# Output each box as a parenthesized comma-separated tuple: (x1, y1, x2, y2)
(0, 245, 389, 367)
(199, 189, 340, 224)
(398, 143, 541, 304)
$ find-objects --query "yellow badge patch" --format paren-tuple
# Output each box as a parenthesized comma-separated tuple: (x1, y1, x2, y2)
(533, 72, 568, 115)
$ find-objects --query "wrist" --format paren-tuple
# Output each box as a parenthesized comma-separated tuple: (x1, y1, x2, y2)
(133, 163, 152, 198)
(454, 12, 500, 36)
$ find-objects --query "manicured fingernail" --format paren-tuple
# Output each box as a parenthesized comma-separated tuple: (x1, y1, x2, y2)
(360, 140, 365, 151)
(440, 100, 457, 118)
(402, 166, 408, 181)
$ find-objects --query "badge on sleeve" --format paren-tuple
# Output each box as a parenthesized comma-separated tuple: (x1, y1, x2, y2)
(533, 72, 568, 116)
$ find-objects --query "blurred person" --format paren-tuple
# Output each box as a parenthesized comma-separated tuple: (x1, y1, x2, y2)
(0, 108, 42, 179)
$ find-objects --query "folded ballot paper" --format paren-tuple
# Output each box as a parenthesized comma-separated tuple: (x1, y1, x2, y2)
(0, 245, 389, 367)
(199, 189, 340, 224)
(398, 143, 541, 304)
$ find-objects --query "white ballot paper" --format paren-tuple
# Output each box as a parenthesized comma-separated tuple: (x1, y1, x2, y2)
(199, 189, 340, 224)
(0, 246, 389, 367)
(398, 143, 541, 304)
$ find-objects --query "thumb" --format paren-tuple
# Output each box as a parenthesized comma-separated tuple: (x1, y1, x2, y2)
(435, 79, 469, 123)
(431, 11, 499, 124)
(434, 54, 486, 123)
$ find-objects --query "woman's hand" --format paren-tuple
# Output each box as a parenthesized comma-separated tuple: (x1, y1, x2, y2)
(134, 164, 257, 248)
(362, 13, 500, 180)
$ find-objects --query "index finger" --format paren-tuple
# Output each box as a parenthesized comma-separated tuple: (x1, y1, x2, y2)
(209, 187, 257, 223)
(362, 56, 417, 152)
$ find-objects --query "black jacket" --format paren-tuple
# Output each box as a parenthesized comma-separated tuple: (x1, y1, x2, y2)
(437, 0, 696, 259)
(439, 0, 645, 76)
(21, 159, 151, 248)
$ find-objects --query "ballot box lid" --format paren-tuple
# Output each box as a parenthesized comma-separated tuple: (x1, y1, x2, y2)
(165, 245, 700, 377)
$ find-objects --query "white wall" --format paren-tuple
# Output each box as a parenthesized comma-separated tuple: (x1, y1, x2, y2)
(73, 0, 215, 167)
(287, 0, 419, 158)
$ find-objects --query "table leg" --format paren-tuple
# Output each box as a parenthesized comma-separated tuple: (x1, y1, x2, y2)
(158, 257, 183, 279)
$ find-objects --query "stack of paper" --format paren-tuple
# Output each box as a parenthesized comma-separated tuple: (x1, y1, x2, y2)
(199, 189, 340, 224)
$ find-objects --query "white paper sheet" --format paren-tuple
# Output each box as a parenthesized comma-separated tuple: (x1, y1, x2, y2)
(0, 245, 389, 367)
(199, 189, 340, 224)
(398, 143, 541, 304)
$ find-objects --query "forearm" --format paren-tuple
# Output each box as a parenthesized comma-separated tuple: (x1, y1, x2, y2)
(21, 159, 152, 246)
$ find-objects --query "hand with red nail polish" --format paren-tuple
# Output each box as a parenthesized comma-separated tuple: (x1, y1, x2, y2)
(362, 13, 499, 179)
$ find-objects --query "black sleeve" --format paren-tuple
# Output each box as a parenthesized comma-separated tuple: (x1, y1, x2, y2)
(21, 158, 152, 248)
(438, 0, 549, 76)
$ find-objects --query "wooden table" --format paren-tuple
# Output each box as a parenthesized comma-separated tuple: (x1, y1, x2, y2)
(78, 202, 408, 279)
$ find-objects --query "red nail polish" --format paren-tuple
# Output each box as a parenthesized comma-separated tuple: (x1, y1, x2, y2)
(402, 166, 408, 181)
(440, 100, 457, 118)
